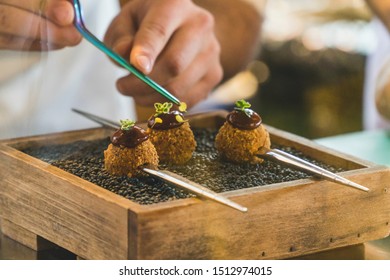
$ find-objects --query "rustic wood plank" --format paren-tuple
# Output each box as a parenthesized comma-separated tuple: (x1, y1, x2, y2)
(1, 127, 112, 150)
(133, 167, 390, 259)
(0, 144, 135, 259)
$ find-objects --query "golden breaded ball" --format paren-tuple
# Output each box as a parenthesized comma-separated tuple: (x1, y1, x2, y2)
(104, 139, 158, 177)
(148, 122, 196, 165)
(215, 122, 270, 164)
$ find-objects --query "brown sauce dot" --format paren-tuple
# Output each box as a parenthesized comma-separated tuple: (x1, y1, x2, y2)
(111, 126, 149, 148)
(148, 111, 184, 130)
(227, 110, 262, 130)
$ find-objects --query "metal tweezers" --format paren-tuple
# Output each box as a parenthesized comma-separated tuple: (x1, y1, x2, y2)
(72, 108, 248, 213)
(71, 0, 180, 105)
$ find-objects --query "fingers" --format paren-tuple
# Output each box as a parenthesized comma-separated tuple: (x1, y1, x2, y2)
(143, 9, 215, 82)
(105, 0, 187, 74)
(1, 0, 75, 26)
(118, 69, 221, 108)
(104, 5, 136, 60)
(0, 2, 81, 50)
(116, 39, 223, 107)
(129, 0, 187, 74)
(0, 33, 63, 51)
(106, 0, 224, 108)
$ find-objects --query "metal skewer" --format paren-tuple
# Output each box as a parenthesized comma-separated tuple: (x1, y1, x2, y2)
(71, 0, 180, 105)
(141, 167, 247, 212)
(257, 147, 369, 192)
(72, 108, 120, 130)
(72, 108, 248, 212)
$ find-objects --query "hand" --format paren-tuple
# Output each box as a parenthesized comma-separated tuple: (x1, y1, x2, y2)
(0, 0, 82, 51)
(104, 0, 223, 107)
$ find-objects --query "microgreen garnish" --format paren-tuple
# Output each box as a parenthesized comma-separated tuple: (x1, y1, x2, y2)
(154, 102, 173, 116)
(152, 102, 188, 126)
(234, 99, 253, 118)
(120, 119, 135, 131)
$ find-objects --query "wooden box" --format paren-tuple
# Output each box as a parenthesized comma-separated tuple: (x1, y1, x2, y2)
(0, 111, 389, 260)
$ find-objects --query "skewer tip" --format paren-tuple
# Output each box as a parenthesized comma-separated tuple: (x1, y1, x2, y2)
(349, 182, 370, 192)
(215, 197, 248, 213)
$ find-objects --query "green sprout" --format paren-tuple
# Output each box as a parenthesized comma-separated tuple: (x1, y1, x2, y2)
(152, 102, 188, 126)
(154, 102, 173, 115)
(120, 119, 135, 131)
(234, 99, 253, 118)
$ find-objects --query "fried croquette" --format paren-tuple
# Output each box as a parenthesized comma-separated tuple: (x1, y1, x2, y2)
(104, 140, 158, 177)
(147, 102, 196, 165)
(104, 120, 159, 177)
(215, 122, 270, 163)
(148, 121, 196, 165)
(215, 99, 271, 164)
